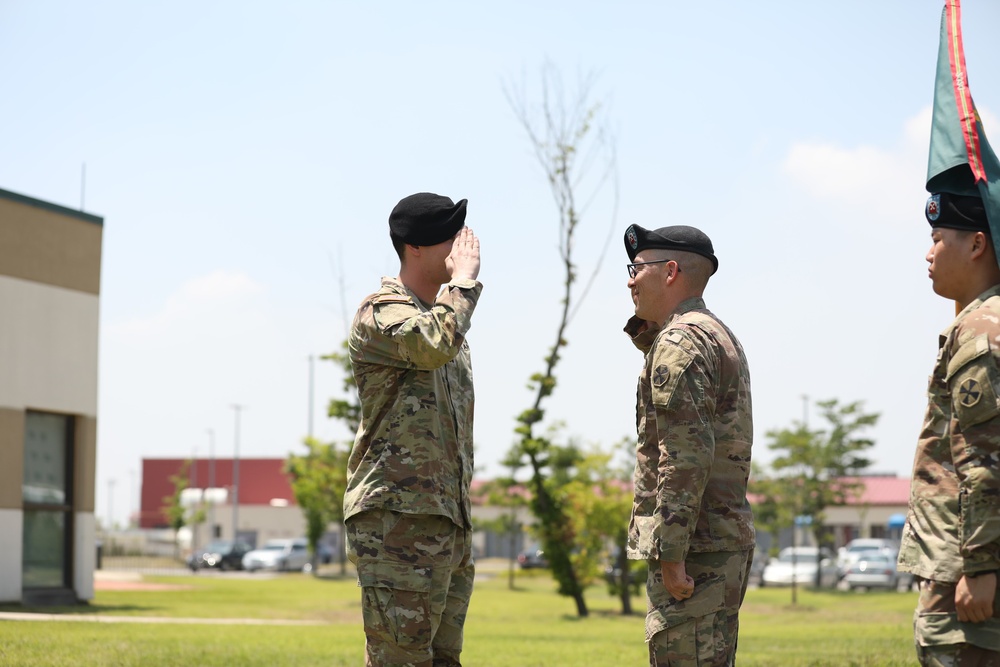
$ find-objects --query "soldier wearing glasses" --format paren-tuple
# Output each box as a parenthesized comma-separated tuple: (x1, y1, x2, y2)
(622, 224, 755, 667)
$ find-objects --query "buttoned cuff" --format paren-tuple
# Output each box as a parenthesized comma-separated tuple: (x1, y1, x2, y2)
(448, 278, 480, 290)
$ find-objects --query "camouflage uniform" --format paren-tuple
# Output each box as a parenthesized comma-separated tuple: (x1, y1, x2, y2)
(625, 297, 755, 667)
(898, 285, 1000, 663)
(345, 275, 482, 667)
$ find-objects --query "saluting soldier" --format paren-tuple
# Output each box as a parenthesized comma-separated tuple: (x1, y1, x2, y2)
(344, 192, 482, 667)
(622, 224, 755, 667)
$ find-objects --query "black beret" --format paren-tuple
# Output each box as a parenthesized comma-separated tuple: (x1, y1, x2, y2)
(389, 192, 468, 246)
(925, 192, 990, 232)
(624, 224, 719, 274)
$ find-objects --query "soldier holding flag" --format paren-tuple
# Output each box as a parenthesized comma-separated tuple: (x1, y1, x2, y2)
(898, 2, 1000, 664)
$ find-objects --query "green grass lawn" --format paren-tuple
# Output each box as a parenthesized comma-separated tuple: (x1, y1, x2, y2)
(0, 570, 918, 666)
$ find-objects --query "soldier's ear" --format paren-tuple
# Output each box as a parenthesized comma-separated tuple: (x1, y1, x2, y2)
(970, 232, 989, 260)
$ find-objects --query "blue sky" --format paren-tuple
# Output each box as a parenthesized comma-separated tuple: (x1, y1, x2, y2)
(2, 1, 999, 528)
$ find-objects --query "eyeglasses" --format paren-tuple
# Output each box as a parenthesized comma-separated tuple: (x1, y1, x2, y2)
(626, 259, 678, 278)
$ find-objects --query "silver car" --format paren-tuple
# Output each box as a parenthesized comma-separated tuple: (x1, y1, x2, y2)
(241, 538, 312, 573)
(843, 553, 903, 591)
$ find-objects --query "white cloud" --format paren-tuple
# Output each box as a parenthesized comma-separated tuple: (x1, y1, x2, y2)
(782, 108, 928, 215)
(105, 270, 263, 340)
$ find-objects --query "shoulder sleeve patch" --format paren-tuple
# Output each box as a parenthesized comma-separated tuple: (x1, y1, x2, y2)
(650, 337, 694, 408)
(372, 295, 418, 332)
(946, 334, 990, 381)
(948, 335, 1000, 429)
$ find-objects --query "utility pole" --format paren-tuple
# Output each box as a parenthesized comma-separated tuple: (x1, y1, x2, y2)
(231, 405, 244, 543)
(129, 468, 137, 528)
(207, 428, 216, 539)
(107, 478, 116, 531)
(191, 446, 198, 553)
(308, 355, 315, 439)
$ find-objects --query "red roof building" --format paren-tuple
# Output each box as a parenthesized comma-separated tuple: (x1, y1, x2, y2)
(140, 458, 296, 529)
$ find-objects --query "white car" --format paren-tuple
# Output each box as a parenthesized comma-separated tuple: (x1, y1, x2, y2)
(241, 538, 312, 573)
(761, 547, 840, 588)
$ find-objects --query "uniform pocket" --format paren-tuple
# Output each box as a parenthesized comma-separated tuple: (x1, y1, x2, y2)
(357, 561, 434, 650)
(646, 573, 727, 641)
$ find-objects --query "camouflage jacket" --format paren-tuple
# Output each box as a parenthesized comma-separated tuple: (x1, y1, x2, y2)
(625, 297, 755, 562)
(344, 276, 482, 529)
(898, 285, 1000, 582)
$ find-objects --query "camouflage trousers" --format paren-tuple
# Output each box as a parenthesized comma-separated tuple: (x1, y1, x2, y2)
(346, 509, 474, 667)
(646, 549, 753, 667)
(914, 579, 1000, 667)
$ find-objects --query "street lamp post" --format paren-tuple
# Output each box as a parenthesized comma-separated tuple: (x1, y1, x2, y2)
(207, 428, 215, 539)
(107, 478, 116, 531)
(231, 405, 243, 542)
(308, 355, 315, 439)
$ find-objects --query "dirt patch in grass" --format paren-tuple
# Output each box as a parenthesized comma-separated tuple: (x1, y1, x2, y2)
(95, 580, 194, 592)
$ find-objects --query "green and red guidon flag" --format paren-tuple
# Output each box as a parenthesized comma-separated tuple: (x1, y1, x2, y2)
(927, 0, 1000, 256)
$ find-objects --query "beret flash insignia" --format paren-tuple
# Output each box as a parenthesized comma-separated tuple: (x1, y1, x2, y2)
(927, 194, 941, 222)
(626, 225, 638, 250)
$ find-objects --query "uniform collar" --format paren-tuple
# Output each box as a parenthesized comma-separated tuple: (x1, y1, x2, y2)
(665, 296, 707, 326)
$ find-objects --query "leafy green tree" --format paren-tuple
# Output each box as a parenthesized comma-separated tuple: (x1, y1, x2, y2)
(474, 459, 531, 590)
(562, 442, 638, 615)
(285, 341, 358, 576)
(747, 462, 798, 558)
(163, 461, 204, 560)
(758, 398, 879, 585)
(286, 438, 349, 575)
(503, 63, 618, 618)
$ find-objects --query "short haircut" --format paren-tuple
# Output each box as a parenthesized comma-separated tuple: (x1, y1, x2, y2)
(390, 233, 406, 262)
(647, 248, 713, 291)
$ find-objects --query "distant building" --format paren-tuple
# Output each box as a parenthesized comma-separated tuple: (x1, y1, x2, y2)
(754, 474, 911, 555)
(141, 457, 308, 550)
(824, 475, 911, 544)
(0, 187, 103, 605)
(140, 460, 528, 560)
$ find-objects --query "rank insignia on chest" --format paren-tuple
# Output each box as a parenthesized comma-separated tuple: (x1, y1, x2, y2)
(652, 365, 671, 387)
(959, 378, 982, 407)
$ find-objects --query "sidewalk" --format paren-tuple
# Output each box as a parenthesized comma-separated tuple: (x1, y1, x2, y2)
(0, 611, 324, 625)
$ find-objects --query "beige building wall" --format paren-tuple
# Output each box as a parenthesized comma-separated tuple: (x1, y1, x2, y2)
(188, 504, 309, 551)
(0, 188, 102, 604)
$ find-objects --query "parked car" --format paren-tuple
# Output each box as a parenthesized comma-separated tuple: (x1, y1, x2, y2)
(748, 549, 769, 586)
(517, 549, 548, 569)
(242, 538, 312, 573)
(761, 547, 839, 588)
(836, 538, 898, 577)
(187, 540, 253, 571)
(843, 553, 903, 591)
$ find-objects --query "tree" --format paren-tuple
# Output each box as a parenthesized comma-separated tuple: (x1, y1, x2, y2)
(503, 63, 618, 618)
(285, 341, 358, 576)
(747, 462, 797, 559)
(285, 438, 349, 575)
(562, 440, 638, 615)
(163, 461, 204, 561)
(758, 398, 879, 586)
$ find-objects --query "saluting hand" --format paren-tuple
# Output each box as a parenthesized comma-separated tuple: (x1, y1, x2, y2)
(448, 227, 481, 281)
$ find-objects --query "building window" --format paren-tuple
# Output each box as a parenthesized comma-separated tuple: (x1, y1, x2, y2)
(22, 411, 74, 590)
